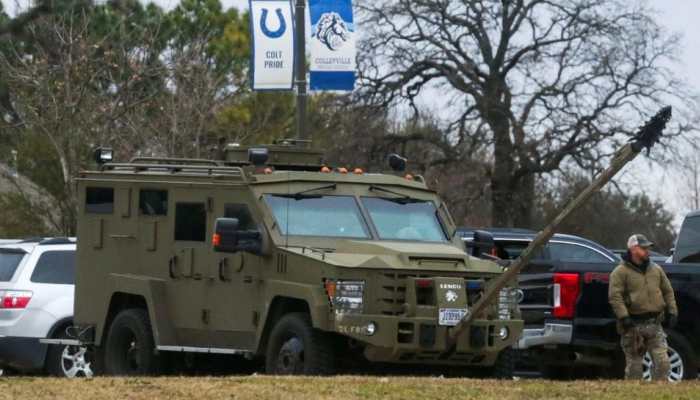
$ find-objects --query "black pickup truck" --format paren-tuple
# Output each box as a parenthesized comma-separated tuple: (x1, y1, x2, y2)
(460, 218, 700, 381)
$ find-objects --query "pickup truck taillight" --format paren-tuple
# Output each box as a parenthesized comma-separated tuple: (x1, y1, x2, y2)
(0, 290, 33, 309)
(553, 273, 580, 319)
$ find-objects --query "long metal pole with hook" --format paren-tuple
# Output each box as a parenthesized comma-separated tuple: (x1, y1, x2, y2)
(442, 106, 673, 355)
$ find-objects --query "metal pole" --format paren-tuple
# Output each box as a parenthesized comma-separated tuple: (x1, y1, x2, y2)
(295, 0, 307, 141)
(442, 106, 672, 354)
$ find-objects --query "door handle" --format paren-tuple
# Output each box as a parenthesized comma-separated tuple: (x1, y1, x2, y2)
(169, 256, 178, 279)
(219, 258, 230, 282)
(109, 234, 135, 240)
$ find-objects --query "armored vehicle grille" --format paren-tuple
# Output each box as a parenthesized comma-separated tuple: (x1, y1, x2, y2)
(498, 288, 518, 320)
(378, 273, 414, 316)
(376, 272, 494, 316)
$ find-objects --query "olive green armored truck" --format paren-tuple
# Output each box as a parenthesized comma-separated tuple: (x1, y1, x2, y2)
(69, 142, 523, 375)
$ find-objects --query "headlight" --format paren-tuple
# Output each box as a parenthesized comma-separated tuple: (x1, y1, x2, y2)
(325, 280, 364, 314)
(365, 321, 377, 336)
(498, 327, 509, 340)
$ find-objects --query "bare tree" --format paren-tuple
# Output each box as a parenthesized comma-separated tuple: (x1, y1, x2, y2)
(133, 0, 252, 158)
(317, 96, 493, 226)
(0, 1, 257, 234)
(0, 5, 168, 233)
(357, 0, 694, 227)
(0, 162, 60, 236)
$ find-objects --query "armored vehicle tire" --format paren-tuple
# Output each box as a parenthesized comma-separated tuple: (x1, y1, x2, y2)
(45, 330, 95, 378)
(486, 347, 516, 379)
(540, 364, 574, 380)
(265, 313, 335, 375)
(104, 308, 160, 376)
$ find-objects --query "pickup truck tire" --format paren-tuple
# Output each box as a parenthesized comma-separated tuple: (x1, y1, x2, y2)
(104, 308, 160, 376)
(607, 329, 698, 381)
(643, 329, 697, 382)
(265, 313, 335, 375)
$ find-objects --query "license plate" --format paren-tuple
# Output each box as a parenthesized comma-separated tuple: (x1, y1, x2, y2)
(438, 308, 468, 326)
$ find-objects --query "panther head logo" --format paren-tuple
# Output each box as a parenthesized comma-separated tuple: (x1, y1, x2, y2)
(313, 12, 350, 51)
(445, 290, 458, 303)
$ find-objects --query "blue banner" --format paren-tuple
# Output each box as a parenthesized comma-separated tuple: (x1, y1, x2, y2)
(309, 0, 356, 91)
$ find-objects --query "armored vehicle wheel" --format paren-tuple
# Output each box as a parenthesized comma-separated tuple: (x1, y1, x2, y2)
(104, 308, 160, 376)
(540, 364, 575, 380)
(487, 347, 516, 379)
(265, 313, 334, 375)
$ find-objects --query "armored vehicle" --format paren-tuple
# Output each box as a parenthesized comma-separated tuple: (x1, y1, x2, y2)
(67, 142, 523, 375)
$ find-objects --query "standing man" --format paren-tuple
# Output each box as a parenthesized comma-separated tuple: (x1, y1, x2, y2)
(609, 234, 678, 380)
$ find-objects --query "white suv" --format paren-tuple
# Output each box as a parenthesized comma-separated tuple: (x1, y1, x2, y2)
(0, 238, 92, 377)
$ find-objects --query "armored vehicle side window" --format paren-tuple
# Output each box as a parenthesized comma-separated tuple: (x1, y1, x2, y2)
(224, 204, 256, 230)
(175, 203, 206, 242)
(140, 190, 168, 216)
(264, 195, 369, 238)
(30, 250, 75, 285)
(86, 187, 114, 214)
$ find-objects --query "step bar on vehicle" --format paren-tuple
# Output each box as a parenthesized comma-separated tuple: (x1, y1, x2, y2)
(514, 322, 573, 349)
(40, 338, 82, 346)
(156, 345, 252, 357)
(40, 338, 252, 358)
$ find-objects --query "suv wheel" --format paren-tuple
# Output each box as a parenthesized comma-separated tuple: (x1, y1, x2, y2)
(104, 308, 160, 376)
(46, 330, 95, 378)
(265, 313, 334, 375)
(642, 329, 697, 382)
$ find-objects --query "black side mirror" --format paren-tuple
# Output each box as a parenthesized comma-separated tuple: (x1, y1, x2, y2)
(214, 218, 240, 253)
(213, 218, 262, 255)
(471, 230, 495, 259)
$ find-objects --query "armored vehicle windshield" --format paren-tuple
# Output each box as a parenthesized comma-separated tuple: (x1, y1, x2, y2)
(264, 194, 447, 242)
(265, 195, 370, 239)
(361, 197, 446, 242)
(256, 175, 452, 245)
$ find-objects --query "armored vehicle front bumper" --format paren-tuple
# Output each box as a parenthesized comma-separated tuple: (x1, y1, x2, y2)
(333, 314, 523, 365)
(323, 271, 523, 365)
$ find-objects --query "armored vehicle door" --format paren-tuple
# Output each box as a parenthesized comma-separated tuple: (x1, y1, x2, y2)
(84, 185, 139, 273)
(165, 187, 214, 347)
(206, 191, 262, 351)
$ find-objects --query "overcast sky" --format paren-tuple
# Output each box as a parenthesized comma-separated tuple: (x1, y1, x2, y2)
(3, 0, 699, 227)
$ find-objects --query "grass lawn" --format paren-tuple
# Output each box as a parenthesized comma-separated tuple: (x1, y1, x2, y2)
(1, 376, 699, 400)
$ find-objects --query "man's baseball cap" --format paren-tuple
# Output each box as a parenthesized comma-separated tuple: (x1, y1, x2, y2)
(627, 234, 654, 249)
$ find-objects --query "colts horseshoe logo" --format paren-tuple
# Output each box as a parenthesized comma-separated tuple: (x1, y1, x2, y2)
(260, 8, 287, 39)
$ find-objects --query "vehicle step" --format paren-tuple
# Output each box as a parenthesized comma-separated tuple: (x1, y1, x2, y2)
(40, 338, 83, 346)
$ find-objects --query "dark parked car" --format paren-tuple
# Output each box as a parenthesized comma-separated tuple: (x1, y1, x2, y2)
(672, 211, 700, 264)
(610, 249, 668, 264)
(460, 227, 700, 381)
